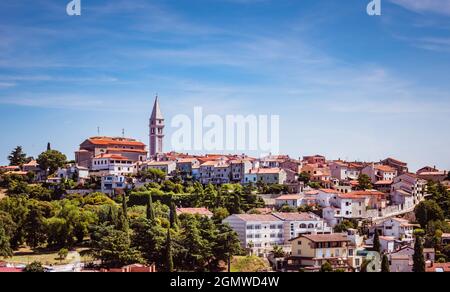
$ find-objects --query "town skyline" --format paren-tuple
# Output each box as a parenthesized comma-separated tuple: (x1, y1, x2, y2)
(1, 0, 450, 170)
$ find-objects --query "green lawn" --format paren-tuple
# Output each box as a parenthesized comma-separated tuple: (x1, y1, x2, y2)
(230, 256, 270, 272)
(1, 247, 93, 266)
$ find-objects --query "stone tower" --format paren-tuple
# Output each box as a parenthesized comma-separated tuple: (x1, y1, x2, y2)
(149, 95, 164, 157)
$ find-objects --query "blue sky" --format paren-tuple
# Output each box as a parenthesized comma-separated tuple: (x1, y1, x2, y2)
(1, 0, 450, 171)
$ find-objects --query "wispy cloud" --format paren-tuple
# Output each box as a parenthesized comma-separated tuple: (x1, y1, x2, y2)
(389, 0, 450, 16)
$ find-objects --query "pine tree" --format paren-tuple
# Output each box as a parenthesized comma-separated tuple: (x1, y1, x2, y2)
(381, 254, 390, 272)
(0, 226, 13, 258)
(373, 230, 381, 253)
(413, 236, 425, 273)
(165, 228, 174, 272)
(146, 194, 155, 221)
(8, 146, 27, 166)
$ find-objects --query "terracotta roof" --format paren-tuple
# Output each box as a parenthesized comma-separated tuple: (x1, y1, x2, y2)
(94, 154, 129, 160)
(273, 212, 320, 221)
(426, 263, 450, 272)
(374, 180, 393, 185)
(106, 148, 147, 154)
(319, 189, 339, 194)
(347, 190, 385, 197)
(233, 214, 281, 222)
(146, 161, 175, 166)
(374, 165, 397, 172)
(275, 195, 302, 200)
(299, 233, 349, 243)
(87, 137, 145, 147)
(338, 193, 366, 200)
(248, 168, 283, 174)
(383, 157, 407, 166)
(176, 208, 213, 216)
(176, 158, 198, 163)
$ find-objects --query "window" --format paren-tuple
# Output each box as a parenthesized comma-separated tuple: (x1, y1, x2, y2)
(348, 249, 353, 256)
(246, 225, 254, 230)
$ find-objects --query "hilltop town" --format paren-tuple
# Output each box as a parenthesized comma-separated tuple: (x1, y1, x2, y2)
(1, 97, 450, 273)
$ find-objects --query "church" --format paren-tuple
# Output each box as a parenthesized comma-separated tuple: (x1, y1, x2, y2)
(149, 95, 165, 158)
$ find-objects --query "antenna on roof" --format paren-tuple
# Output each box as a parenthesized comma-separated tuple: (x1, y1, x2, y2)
(122, 129, 125, 138)
(97, 126, 100, 136)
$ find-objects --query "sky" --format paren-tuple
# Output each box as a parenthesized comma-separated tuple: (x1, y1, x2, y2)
(0, 0, 450, 171)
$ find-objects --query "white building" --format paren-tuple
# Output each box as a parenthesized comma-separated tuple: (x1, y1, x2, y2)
(244, 168, 287, 185)
(275, 195, 303, 208)
(376, 217, 417, 244)
(362, 164, 397, 184)
(143, 160, 176, 175)
(390, 173, 426, 209)
(101, 174, 131, 195)
(92, 154, 137, 176)
(329, 161, 361, 181)
(223, 212, 332, 255)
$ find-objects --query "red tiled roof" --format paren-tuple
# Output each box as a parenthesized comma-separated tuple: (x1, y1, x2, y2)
(94, 154, 129, 160)
(275, 195, 302, 200)
(300, 233, 349, 243)
(87, 137, 145, 147)
(176, 208, 213, 216)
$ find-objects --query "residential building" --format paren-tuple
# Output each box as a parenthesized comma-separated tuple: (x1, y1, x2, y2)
(275, 195, 302, 208)
(329, 161, 361, 181)
(176, 158, 200, 176)
(302, 155, 326, 165)
(381, 158, 409, 174)
(362, 164, 397, 184)
(143, 160, 176, 175)
(390, 173, 426, 209)
(287, 233, 352, 272)
(244, 168, 287, 185)
(223, 213, 331, 255)
(75, 136, 147, 169)
(375, 217, 417, 244)
(101, 174, 131, 195)
(92, 154, 137, 176)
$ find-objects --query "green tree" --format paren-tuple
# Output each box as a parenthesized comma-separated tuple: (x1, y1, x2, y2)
(0, 226, 13, 258)
(37, 150, 67, 174)
(357, 174, 372, 190)
(131, 218, 166, 268)
(165, 228, 174, 272)
(146, 194, 155, 221)
(58, 248, 69, 263)
(119, 193, 129, 232)
(381, 254, 390, 272)
(213, 224, 242, 272)
(298, 172, 311, 184)
(413, 236, 426, 273)
(334, 220, 356, 233)
(24, 205, 47, 248)
(91, 226, 143, 269)
(415, 200, 445, 228)
(169, 202, 178, 228)
(319, 261, 333, 272)
(271, 245, 285, 258)
(24, 261, 45, 273)
(8, 146, 27, 166)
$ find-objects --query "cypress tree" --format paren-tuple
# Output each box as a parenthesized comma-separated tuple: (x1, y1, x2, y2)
(169, 202, 178, 228)
(119, 193, 129, 232)
(165, 228, 174, 272)
(146, 194, 155, 221)
(413, 236, 426, 273)
(47, 143, 51, 151)
(381, 254, 390, 272)
(373, 230, 381, 253)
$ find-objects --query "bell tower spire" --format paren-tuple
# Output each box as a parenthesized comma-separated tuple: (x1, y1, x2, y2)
(149, 95, 165, 158)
